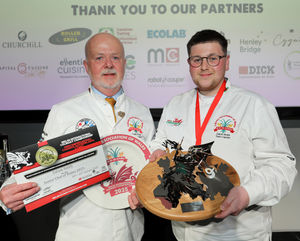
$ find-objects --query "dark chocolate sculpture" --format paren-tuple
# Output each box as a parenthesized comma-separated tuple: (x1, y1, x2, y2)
(153, 139, 234, 210)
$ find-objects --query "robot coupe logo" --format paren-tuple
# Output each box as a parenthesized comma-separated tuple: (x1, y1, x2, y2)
(1, 31, 42, 48)
(147, 48, 180, 64)
(49, 28, 92, 45)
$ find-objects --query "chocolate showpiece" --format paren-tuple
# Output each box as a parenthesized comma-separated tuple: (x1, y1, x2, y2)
(135, 138, 240, 221)
(153, 139, 233, 210)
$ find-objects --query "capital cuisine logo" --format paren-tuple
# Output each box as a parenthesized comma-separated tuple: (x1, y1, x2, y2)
(0, 62, 48, 78)
(49, 28, 92, 45)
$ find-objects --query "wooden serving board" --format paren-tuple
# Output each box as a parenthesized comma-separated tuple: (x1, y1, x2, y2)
(136, 151, 240, 222)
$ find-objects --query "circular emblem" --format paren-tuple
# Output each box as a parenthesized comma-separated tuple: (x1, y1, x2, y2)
(35, 145, 58, 167)
(76, 118, 96, 130)
(18, 31, 27, 41)
(284, 51, 300, 80)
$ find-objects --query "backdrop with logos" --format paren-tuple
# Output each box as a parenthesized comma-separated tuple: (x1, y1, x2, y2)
(0, 0, 299, 110)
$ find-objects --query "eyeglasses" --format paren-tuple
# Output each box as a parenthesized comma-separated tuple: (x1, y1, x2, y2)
(188, 55, 226, 67)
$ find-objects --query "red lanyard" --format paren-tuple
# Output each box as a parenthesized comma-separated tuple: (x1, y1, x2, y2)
(195, 80, 226, 145)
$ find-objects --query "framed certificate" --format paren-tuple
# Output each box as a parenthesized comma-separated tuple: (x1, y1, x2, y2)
(7, 126, 110, 212)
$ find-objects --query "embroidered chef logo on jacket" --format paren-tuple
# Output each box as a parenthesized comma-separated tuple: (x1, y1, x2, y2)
(166, 118, 183, 126)
(214, 115, 236, 139)
(76, 118, 96, 130)
(127, 117, 143, 137)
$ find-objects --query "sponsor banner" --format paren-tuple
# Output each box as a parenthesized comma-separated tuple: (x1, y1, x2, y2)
(1, 0, 300, 109)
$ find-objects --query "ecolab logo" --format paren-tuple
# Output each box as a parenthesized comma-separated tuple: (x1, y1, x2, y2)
(147, 29, 186, 39)
(147, 48, 179, 63)
(239, 65, 275, 75)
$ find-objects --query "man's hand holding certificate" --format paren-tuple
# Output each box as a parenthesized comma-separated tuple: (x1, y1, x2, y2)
(7, 126, 110, 212)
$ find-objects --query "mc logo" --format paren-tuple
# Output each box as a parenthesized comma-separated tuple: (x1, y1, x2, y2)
(147, 48, 180, 63)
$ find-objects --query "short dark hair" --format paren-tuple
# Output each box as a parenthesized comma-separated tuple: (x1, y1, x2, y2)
(187, 29, 228, 56)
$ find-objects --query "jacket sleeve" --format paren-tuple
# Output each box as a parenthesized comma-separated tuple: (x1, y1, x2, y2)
(42, 105, 65, 141)
(242, 101, 297, 206)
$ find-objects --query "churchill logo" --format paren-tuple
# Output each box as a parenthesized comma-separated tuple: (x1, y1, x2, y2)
(2, 31, 42, 49)
(49, 28, 92, 45)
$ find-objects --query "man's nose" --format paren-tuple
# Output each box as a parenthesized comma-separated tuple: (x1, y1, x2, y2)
(200, 58, 209, 70)
(105, 57, 113, 68)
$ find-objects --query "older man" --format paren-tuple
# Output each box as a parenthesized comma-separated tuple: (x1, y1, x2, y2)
(1, 33, 155, 241)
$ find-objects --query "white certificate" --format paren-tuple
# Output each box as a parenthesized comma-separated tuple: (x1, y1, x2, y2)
(7, 126, 110, 212)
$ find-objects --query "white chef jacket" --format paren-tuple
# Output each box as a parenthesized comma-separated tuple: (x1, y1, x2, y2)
(13, 88, 155, 241)
(150, 80, 297, 241)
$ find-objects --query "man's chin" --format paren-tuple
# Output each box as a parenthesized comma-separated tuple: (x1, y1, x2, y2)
(93, 80, 122, 90)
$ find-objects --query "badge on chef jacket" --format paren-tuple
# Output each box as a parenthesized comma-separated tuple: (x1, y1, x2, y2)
(166, 118, 183, 127)
(76, 118, 96, 130)
(127, 117, 143, 137)
(214, 115, 236, 139)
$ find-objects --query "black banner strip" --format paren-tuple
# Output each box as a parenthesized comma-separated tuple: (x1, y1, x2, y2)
(25, 150, 97, 179)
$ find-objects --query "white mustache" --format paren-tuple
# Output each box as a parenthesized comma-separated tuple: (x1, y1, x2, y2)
(101, 69, 117, 75)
